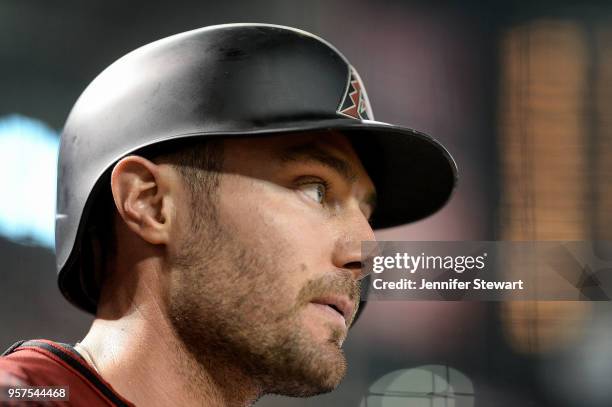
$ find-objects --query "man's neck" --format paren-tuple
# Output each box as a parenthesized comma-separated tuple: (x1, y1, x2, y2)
(78, 304, 262, 407)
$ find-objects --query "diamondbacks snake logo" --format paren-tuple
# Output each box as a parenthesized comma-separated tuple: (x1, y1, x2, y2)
(338, 67, 373, 120)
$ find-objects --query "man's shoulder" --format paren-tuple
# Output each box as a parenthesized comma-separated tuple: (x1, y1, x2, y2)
(0, 339, 71, 386)
(0, 339, 134, 406)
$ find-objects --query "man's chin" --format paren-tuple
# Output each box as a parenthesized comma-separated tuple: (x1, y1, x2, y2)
(261, 326, 348, 397)
(267, 354, 347, 398)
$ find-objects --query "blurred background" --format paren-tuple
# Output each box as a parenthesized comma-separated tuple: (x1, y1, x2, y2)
(1, 0, 611, 406)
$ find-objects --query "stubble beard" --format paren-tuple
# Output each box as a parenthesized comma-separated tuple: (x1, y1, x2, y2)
(166, 207, 356, 398)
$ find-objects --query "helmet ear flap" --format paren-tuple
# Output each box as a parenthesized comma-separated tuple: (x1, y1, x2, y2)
(77, 172, 116, 311)
(79, 223, 102, 310)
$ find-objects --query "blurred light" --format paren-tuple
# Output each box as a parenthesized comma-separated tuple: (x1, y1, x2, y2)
(360, 365, 474, 407)
(0, 114, 59, 248)
(540, 309, 612, 407)
(497, 20, 592, 354)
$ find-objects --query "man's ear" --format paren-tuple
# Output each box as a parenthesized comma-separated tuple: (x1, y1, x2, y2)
(110, 155, 175, 245)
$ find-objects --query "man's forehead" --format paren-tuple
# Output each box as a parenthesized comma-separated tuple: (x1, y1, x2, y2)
(223, 128, 349, 148)
(273, 132, 369, 179)
(274, 131, 355, 153)
(224, 131, 364, 171)
(223, 131, 375, 191)
(306, 131, 351, 147)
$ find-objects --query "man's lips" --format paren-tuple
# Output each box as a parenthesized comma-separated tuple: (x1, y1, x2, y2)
(310, 295, 355, 327)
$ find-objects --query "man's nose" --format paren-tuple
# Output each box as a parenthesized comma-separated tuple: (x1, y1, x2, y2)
(331, 211, 376, 281)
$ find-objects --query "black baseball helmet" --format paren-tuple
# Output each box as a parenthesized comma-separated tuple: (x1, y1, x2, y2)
(56, 23, 457, 315)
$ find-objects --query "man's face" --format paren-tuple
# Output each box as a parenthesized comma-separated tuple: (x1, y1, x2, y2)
(165, 131, 376, 397)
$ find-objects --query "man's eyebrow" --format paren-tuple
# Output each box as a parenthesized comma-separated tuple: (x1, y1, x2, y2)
(278, 142, 378, 218)
(279, 143, 358, 183)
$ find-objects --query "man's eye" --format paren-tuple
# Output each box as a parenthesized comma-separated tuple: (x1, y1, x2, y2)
(300, 183, 326, 204)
